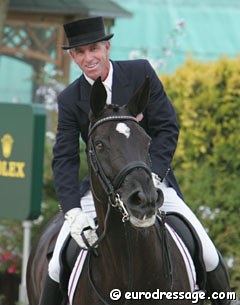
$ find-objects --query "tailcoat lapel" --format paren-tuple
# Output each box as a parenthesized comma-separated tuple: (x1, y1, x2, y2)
(76, 61, 132, 115)
(76, 75, 91, 114)
(112, 61, 132, 106)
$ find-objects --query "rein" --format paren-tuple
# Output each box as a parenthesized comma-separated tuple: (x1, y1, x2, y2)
(86, 115, 171, 304)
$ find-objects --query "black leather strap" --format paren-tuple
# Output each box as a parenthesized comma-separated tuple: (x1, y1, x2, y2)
(113, 161, 152, 189)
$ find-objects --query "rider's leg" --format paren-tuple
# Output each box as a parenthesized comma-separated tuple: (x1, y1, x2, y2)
(38, 221, 69, 305)
(39, 190, 96, 305)
(159, 180, 231, 305)
(206, 250, 231, 305)
(38, 274, 63, 305)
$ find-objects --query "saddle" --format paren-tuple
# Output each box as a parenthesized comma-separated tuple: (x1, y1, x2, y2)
(59, 235, 81, 301)
(166, 212, 206, 290)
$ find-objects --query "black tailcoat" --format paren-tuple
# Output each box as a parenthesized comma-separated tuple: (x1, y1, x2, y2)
(53, 59, 183, 214)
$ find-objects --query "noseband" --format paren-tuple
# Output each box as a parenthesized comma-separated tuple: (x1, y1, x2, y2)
(88, 115, 152, 222)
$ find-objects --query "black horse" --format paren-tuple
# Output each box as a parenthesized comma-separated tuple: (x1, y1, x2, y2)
(27, 78, 193, 305)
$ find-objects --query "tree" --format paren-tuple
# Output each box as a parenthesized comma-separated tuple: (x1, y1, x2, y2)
(161, 56, 240, 293)
(0, 0, 9, 43)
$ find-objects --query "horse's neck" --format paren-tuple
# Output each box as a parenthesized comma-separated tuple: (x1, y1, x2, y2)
(95, 204, 168, 289)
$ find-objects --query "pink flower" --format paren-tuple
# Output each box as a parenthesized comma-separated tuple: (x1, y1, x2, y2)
(2, 251, 12, 260)
(0, 250, 20, 274)
(7, 265, 17, 273)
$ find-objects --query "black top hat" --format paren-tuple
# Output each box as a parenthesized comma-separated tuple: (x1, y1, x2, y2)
(62, 16, 114, 50)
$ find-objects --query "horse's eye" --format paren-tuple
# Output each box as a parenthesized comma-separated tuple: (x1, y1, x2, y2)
(95, 141, 104, 150)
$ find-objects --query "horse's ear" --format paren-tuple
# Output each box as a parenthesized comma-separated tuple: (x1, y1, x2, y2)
(90, 77, 107, 117)
(126, 76, 150, 117)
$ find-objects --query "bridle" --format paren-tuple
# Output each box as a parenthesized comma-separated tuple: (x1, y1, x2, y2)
(88, 115, 152, 224)
(86, 115, 172, 305)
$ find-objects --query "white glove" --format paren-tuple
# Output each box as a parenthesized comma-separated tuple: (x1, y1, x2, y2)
(65, 208, 98, 249)
(152, 172, 162, 188)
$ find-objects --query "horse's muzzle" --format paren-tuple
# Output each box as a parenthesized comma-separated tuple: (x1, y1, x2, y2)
(129, 214, 156, 228)
(120, 178, 164, 228)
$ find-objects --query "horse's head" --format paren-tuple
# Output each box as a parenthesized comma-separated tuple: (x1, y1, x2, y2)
(88, 77, 163, 228)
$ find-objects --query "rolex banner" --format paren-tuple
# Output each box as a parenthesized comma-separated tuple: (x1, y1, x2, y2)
(0, 103, 46, 220)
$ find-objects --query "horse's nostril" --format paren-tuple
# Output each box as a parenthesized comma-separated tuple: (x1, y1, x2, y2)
(129, 191, 146, 206)
(156, 189, 164, 207)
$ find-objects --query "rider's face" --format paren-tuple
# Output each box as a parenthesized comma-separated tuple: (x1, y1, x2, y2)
(70, 41, 111, 81)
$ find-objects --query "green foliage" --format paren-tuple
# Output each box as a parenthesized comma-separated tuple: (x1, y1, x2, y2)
(161, 56, 240, 294)
(0, 221, 22, 274)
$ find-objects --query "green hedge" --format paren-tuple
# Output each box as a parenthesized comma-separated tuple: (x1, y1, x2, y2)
(161, 56, 240, 294)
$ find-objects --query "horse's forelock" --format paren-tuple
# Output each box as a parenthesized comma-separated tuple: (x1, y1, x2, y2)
(106, 104, 120, 112)
(90, 104, 125, 122)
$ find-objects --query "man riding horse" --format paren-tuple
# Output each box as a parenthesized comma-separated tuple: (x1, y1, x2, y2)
(38, 16, 231, 305)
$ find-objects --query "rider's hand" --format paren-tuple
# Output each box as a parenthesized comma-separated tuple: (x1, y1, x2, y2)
(152, 172, 162, 188)
(65, 208, 98, 248)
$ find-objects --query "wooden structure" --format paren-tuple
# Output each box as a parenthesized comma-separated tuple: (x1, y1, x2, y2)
(0, 0, 131, 81)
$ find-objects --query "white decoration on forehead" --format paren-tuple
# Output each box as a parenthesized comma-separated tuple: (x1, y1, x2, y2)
(116, 123, 131, 139)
